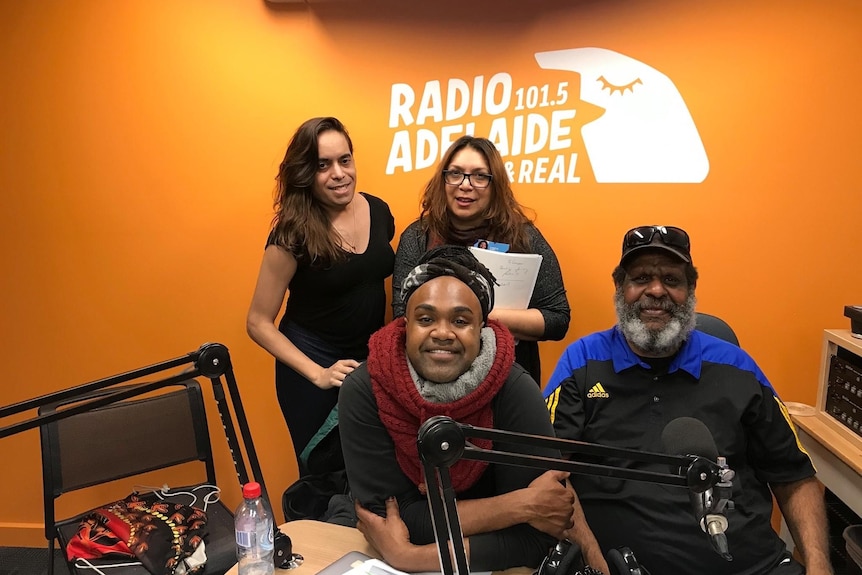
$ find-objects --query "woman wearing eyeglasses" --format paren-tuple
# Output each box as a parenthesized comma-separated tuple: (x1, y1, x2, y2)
(393, 135, 570, 385)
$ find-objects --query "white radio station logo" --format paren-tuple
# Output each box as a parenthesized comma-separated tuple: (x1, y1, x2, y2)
(386, 47, 709, 184)
(535, 47, 709, 183)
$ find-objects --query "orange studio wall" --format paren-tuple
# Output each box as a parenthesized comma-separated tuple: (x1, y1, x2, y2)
(1, 0, 860, 545)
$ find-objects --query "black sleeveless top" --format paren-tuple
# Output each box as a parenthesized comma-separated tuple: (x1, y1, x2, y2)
(273, 193, 395, 359)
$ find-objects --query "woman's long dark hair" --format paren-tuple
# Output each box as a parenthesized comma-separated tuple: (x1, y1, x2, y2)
(270, 116, 354, 265)
(419, 136, 532, 252)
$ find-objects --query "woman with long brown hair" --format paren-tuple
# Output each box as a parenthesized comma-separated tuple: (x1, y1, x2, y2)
(247, 117, 395, 471)
(393, 136, 569, 385)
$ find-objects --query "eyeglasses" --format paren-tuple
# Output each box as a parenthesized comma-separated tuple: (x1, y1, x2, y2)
(443, 170, 493, 189)
(623, 225, 690, 253)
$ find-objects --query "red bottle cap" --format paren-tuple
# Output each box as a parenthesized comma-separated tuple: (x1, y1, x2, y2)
(242, 482, 262, 499)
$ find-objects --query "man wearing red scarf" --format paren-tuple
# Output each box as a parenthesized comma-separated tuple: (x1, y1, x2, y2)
(338, 247, 601, 573)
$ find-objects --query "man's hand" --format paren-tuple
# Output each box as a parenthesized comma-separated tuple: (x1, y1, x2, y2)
(523, 470, 576, 538)
(356, 497, 466, 572)
(355, 497, 413, 570)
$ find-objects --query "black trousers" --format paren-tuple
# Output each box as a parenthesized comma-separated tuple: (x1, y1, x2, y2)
(275, 321, 342, 473)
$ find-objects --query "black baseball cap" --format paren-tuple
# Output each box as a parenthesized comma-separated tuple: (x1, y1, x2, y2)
(620, 225, 692, 265)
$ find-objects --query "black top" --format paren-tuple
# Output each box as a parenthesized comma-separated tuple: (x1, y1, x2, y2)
(339, 362, 558, 571)
(544, 328, 816, 575)
(271, 193, 395, 359)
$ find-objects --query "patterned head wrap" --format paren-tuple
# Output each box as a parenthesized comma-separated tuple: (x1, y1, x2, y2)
(400, 245, 497, 322)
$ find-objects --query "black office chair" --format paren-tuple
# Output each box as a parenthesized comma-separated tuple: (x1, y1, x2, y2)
(695, 312, 740, 346)
(39, 380, 236, 575)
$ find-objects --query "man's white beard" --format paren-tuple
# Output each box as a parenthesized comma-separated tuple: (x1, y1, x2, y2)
(614, 289, 697, 356)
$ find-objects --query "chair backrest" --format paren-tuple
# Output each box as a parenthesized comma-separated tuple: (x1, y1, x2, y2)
(695, 312, 740, 346)
(38, 379, 217, 540)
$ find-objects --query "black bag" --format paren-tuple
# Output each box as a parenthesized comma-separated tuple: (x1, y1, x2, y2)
(300, 405, 344, 476)
(282, 469, 349, 522)
(282, 406, 349, 522)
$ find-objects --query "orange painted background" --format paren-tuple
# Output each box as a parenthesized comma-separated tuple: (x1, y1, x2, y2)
(1, 0, 860, 545)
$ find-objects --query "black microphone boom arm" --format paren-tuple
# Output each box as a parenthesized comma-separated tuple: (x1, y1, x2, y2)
(0, 342, 269, 500)
(417, 415, 733, 575)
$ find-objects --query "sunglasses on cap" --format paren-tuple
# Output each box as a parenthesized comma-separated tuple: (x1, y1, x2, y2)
(622, 226, 690, 253)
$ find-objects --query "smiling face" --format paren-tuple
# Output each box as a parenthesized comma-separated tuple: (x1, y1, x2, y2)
(404, 276, 483, 383)
(615, 251, 696, 356)
(312, 130, 356, 210)
(444, 146, 492, 229)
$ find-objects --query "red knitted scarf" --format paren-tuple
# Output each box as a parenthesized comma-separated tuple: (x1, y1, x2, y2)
(367, 318, 514, 493)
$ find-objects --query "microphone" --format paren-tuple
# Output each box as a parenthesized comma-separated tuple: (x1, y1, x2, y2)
(661, 417, 734, 562)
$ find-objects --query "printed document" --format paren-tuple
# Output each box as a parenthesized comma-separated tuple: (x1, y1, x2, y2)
(468, 247, 542, 310)
(317, 552, 490, 575)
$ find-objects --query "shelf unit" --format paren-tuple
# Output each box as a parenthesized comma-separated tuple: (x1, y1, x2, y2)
(789, 329, 862, 513)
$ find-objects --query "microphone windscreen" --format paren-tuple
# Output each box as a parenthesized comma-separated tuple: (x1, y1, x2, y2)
(661, 417, 718, 460)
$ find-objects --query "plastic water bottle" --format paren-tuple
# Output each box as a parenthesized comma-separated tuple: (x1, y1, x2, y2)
(235, 482, 275, 575)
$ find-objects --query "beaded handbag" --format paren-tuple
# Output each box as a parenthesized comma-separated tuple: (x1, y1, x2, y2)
(65, 490, 208, 575)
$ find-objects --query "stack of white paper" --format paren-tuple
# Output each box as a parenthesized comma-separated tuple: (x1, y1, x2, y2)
(468, 247, 542, 310)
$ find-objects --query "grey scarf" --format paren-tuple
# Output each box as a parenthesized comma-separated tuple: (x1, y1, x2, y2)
(407, 327, 497, 403)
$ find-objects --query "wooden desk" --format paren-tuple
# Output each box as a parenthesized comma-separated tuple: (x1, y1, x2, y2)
(798, 329, 862, 517)
(776, 329, 862, 552)
(778, 410, 862, 551)
(791, 412, 862, 517)
(225, 520, 533, 575)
